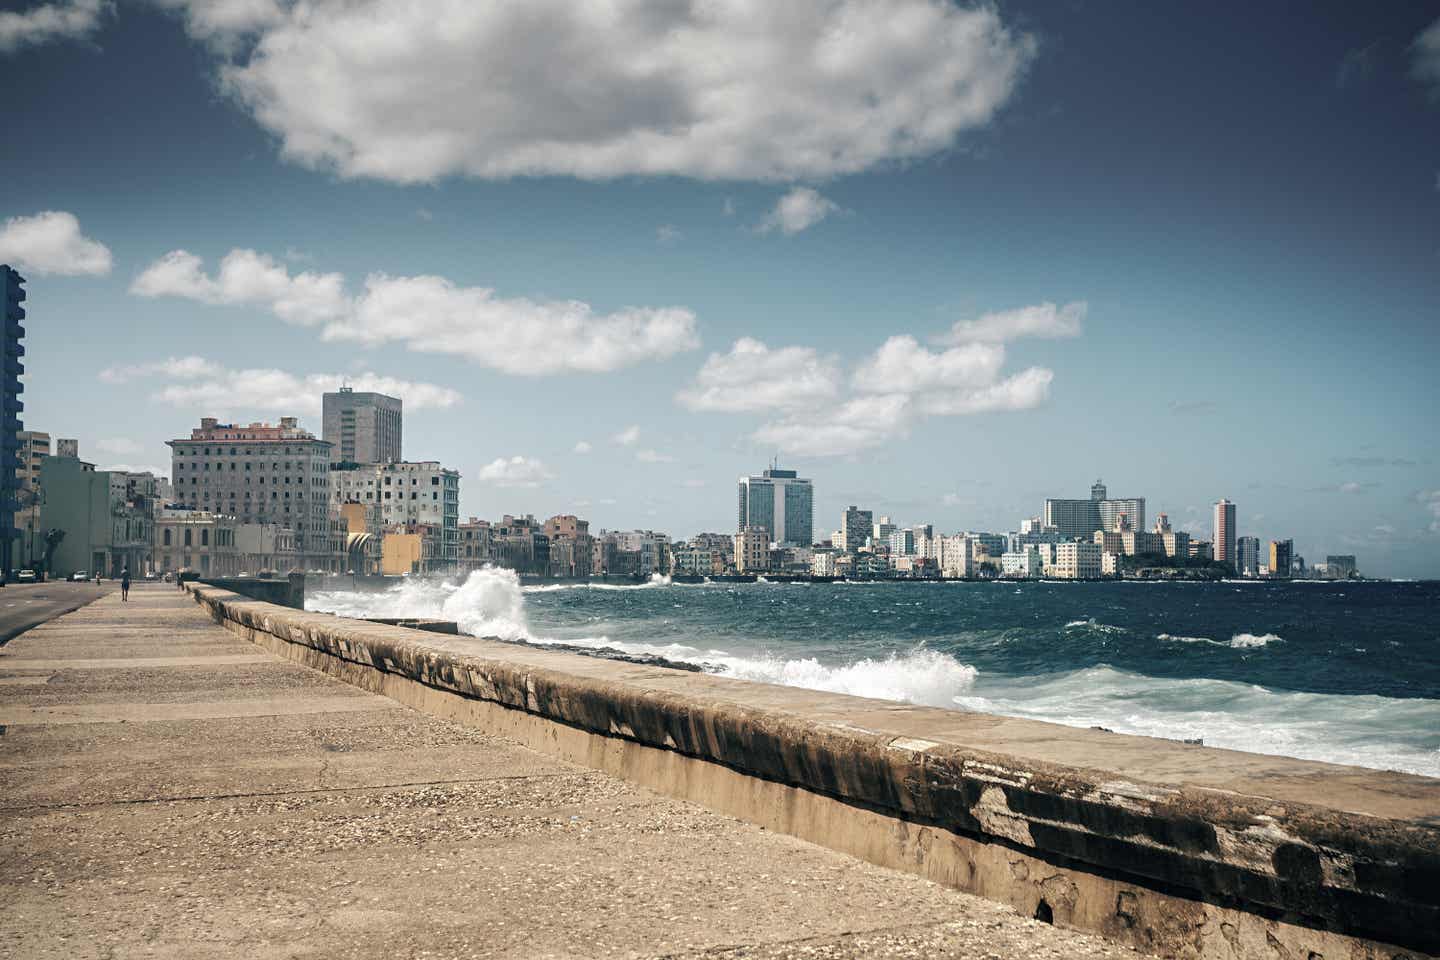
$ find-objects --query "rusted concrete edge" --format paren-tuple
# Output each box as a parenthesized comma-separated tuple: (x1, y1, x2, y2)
(187, 584, 1439, 959)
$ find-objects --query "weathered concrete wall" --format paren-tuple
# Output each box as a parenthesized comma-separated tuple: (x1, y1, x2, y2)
(200, 574, 305, 610)
(186, 585, 1440, 959)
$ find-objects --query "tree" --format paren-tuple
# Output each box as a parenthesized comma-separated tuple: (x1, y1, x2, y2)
(41, 529, 64, 575)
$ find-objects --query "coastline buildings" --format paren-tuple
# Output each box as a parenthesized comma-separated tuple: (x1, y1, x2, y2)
(837, 506, 873, 552)
(1237, 536, 1260, 577)
(1049, 541, 1103, 579)
(13, 430, 48, 567)
(1269, 539, 1294, 579)
(329, 460, 460, 572)
(734, 526, 770, 573)
(1043, 480, 1145, 540)
(2, 265, 25, 575)
(167, 417, 338, 570)
(1214, 499, 1237, 570)
(39, 455, 156, 577)
(322, 388, 402, 464)
(737, 466, 813, 547)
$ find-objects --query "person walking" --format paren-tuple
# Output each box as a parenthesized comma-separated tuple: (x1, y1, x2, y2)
(120, 567, 131, 602)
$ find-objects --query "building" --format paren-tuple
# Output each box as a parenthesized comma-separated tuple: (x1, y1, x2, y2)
(458, 518, 493, 571)
(737, 466, 813, 547)
(1324, 555, 1358, 579)
(1043, 479, 1145, 540)
(12, 430, 48, 567)
(323, 387, 402, 464)
(1268, 539, 1294, 579)
(1048, 541, 1103, 579)
(1213, 499, 1237, 570)
(1236, 536, 1260, 577)
(329, 460, 460, 571)
(153, 508, 237, 577)
(543, 515, 593, 577)
(492, 515, 547, 575)
(734, 526, 770, 573)
(2, 265, 25, 575)
(38, 456, 155, 577)
(887, 527, 915, 557)
(837, 506, 873, 553)
(1001, 547, 1043, 579)
(56, 438, 78, 459)
(168, 418, 335, 567)
(873, 516, 896, 545)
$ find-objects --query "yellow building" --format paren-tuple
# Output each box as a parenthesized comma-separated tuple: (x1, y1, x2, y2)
(382, 532, 423, 575)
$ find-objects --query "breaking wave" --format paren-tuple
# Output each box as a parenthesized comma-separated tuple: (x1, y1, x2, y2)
(1158, 632, 1284, 649)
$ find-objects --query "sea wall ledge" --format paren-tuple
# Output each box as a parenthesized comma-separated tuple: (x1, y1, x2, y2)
(187, 584, 1440, 959)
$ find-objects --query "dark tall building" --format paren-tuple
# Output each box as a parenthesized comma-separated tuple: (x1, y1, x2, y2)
(2, 266, 26, 576)
(323, 387, 402, 464)
(737, 465, 813, 547)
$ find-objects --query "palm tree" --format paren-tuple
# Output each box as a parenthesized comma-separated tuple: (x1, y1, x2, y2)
(41, 529, 65, 576)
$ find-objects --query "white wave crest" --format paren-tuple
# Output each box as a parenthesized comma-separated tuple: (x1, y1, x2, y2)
(717, 649, 977, 707)
(1157, 633, 1215, 645)
(1229, 632, 1282, 648)
(522, 572, 672, 594)
(308, 567, 529, 641)
(1064, 618, 1126, 634)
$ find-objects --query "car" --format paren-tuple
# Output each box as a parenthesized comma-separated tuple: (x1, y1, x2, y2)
(70, 571, 88, 582)
(16, 569, 37, 583)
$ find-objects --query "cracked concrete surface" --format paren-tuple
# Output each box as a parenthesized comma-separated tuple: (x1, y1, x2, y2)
(0, 586, 1144, 959)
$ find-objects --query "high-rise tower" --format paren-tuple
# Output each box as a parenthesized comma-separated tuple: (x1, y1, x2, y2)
(1214, 499, 1237, 570)
(323, 387, 402, 464)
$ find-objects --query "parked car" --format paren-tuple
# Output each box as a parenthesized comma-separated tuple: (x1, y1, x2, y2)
(70, 570, 88, 581)
(16, 569, 37, 583)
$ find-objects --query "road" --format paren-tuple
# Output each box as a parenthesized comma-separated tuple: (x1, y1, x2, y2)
(0, 581, 114, 647)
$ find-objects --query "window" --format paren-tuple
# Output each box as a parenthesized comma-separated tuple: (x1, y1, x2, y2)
(201, 529, 209, 546)
(163, 529, 171, 546)
(184, 529, 192, 547)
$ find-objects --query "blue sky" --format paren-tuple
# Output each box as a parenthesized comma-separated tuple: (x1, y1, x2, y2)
(2, 0, 1438, 575)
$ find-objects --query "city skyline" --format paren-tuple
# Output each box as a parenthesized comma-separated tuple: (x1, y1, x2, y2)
(2, 3, 1438, 575)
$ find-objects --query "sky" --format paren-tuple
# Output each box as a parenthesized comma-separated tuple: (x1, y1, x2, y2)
(1, 0, 1438, 576)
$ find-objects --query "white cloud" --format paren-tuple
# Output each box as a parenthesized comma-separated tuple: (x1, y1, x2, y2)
(918, 366, 1054, 416)
(613, 425, 641, 447)
(156, 0, 1033, 183)
(656, 224, 682, 246)
(572, 441, 593, 454)
(94, 437, 142, 455)
(1413, 16, 1440, 96)
(939, 301, 1086, 344)
(0, 211, 112, 276)
(478, 455, 553, 488)
(852, 336, 1005, 394)
(104, 358, 461, 417)
(758, 187, 840, 235)
(130, 248, 350, 325)
(151, 0, 283, 42)
(677, 338, 841, 412)
(0, 0, 108, 53)
(636, 449, 673, 463)
(131, 249, 699, 374)
(99, 355, 224, 384)
(754, 394, 912, 458)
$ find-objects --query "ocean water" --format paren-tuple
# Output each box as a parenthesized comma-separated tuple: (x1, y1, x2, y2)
(307, 571, 1440, 777)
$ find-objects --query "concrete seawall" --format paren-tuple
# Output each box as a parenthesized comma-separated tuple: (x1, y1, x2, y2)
(188, 584, 1440, 959)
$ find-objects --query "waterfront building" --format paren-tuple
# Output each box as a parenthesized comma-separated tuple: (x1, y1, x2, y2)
(323, 387, 402, 464)
(1048, 541, 1103, 579)
(1101, 551, 1120, 576)
(938, 534, 974, 578)
(543, 515, 593, 577)
(12, 430, 48, 567)
(1268, 539, 1294, 579)
(490, 515, 547, 575)
(1236, 536, 1260, 577)
(1188, 539, 1214, 562)
(2, 266, 25, 575)
(458, 518, 493, 572)
(1324, 555, 1358, 579)
(873, 516, 896, 545)
(55, 438, 78, 459)
(168, 418, 336, 567)
(39, 455, 156, 577)
(674, 543, 726, 576)
(1213, 499, 1237, 570)
(736, 466, 813, 547)
(329, 460, 460, 571)
(1001, 547, 1042, 579)
(810, 552, 837, 577)
(888, 527, 915, 557)
(1043, 479, 1145, 539)
(734, 526, 770, 573)
(837, 506, 873, 553)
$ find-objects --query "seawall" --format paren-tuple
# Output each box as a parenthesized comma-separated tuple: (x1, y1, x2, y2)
(186, 584, 1440, 959)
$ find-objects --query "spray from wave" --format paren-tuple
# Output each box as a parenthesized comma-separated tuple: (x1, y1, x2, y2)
(1158, 632, 1284, 649)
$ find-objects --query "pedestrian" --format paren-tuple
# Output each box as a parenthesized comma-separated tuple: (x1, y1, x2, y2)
(121, 567, 131, 602)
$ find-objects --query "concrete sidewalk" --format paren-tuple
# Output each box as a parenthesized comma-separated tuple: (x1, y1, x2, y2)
(0, 585, 1140, 959)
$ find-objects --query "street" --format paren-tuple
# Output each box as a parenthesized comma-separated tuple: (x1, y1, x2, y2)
(0, 582, 114, 647)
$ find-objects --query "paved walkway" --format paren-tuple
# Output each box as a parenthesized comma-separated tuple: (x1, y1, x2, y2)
(0, 586, 1141, 959)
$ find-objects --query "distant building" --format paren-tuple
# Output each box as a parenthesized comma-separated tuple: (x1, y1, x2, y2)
(873, 516, 896, 545)
(1049, 541, 1103, 579)
(1236, 536, 1260, 577)
(1324, 554, 1358, 579)
(1001, 547, 1043, 579)
(734, 526, 770, 573)
(1188, 539, 1214, 562)
(458, 517, 493, 572)
(736, 466, 813, 547)
(888, 527, 915, 557)
(1268, 539, 1294, 579)
(1044, 479, 1145, 539)
(837, 506, 873, 553)
(56, 438, 79, 459)
(13, 430, 48, 566)
(2, 265, 26, 573)
(323, 387, 402, 464)
(39, 456, 155, 578)
(329, 460, 460, 571)
(1213, 499, 1237, 570)
(543, 514, 593, 577)
(168, 417, 335, 567)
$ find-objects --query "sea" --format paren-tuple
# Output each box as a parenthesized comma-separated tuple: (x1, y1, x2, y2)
(306, 571, 1440, 778)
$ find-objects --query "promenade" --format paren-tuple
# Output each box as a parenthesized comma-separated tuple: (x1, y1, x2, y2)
(0, 586, 1138, 959)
